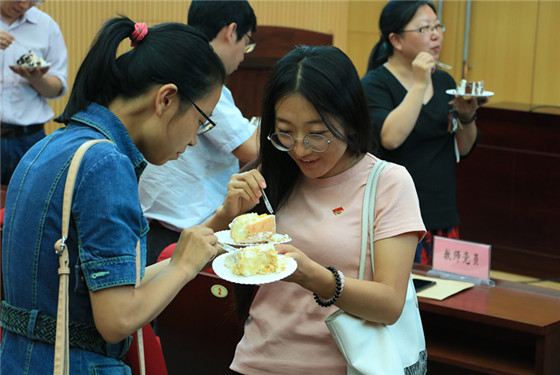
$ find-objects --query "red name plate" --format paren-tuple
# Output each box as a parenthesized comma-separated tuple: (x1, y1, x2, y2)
(432, 236, 491, 280)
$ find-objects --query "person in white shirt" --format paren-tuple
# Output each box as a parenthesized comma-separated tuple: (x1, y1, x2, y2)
(138, 0, 258, 265)
(0, 0, 67, 185)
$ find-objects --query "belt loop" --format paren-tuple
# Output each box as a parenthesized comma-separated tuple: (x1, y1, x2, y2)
(28, 309, 40, 339)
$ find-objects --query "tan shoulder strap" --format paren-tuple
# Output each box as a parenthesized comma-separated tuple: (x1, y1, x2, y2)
(135, 240, 146, 375)
(53, 139, 111, 375)
(53, 139, 145, 375)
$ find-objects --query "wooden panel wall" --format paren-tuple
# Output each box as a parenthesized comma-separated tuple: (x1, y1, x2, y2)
(532, 0, 560, 110)
(468, 1, 538, 104)
(39, 0, 191, 134)
(456, 107, 560, 279)
(250, 0, 348, 48)
(38, 0, 349, 134)
(38, 0, 560, 134)
(347, 0, 560, 111)
(227, 26, 333, 118)
(346, 0, 384, 78)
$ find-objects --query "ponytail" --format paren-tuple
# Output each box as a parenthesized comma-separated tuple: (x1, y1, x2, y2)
(57, 16, 225, 123)
(58, 17, 134, 122)
(367, 35, 390, 72)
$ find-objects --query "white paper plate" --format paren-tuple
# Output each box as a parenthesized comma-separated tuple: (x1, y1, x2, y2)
(215, 230, 292, 246)
(446, 89, 494, 97)
(212, 252, 297, 285)
(20, 62, 51, 70)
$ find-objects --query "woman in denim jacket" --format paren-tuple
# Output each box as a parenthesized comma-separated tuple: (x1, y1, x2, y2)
(1, 16, 227, 374)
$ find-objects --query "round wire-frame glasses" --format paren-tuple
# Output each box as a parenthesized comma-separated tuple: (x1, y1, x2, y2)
(267, 132, 335, 153)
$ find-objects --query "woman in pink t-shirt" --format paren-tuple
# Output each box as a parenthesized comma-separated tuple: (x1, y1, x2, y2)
(207, 45, 427, 375)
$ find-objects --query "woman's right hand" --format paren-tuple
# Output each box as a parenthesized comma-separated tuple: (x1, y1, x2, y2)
(411, 51, 435, 86)
(171, 225, 218, 275)
(221, 169, 267, 218)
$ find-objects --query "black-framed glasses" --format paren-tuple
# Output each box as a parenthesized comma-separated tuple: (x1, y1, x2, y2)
(267, 132, 335, 153)
(402, 24, 445, 36)
(185, 97, 216, 135)
(245, 35, 257, 54)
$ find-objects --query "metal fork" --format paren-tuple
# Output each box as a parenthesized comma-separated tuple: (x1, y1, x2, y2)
(261, 188, 274, 214)
(435, 61, 452, 70)
(217, 242, 238, 253)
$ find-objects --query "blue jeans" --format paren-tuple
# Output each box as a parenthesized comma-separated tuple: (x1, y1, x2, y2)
(1, 129, 46, 185)
(0, 333, 133, 374)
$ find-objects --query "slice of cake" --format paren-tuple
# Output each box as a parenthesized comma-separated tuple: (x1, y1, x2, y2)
(17, 50, 48, 69)
(229, 213, 276, 244)
(456, 79, 484, 96)
(224, 244, 283, 276)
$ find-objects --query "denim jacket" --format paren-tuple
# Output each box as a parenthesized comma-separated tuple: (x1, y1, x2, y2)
(1, 103, 148, 374)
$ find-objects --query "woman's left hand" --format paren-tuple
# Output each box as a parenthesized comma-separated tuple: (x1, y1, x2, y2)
(275, 244, 320, 287)
(450, 95, 488, 123)
(9, 64, 50, 80)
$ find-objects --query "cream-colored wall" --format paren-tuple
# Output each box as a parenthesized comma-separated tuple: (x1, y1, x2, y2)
(38, 0, 558, 133)
(530, 0, 560, 109)
(40, 0, 350, 133)
(40, 1, 191, 133)
(347, 0, 560, 112)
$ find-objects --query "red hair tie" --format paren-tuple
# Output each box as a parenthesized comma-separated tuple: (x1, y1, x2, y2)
(130, 22, 148, 47)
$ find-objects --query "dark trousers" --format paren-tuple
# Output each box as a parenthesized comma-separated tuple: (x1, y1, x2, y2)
(146, 220, 181, 266)
(1, 123, 45, 185)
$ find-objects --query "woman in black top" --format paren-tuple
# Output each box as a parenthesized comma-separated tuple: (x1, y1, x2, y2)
(362, 0, 486, 264)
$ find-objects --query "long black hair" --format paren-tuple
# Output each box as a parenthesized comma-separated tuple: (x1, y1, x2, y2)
(256, 45, 373, 213)
(234, 46, 375, 319)
(367, 0, 437, 72)
(57, 16, 226, 122)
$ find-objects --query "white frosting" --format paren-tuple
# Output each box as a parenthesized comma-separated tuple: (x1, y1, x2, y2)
(17, 50, 48, 69)
(457, 79, 484, 96)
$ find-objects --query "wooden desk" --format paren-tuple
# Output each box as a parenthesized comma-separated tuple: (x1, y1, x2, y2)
(417, 274, 560, 375)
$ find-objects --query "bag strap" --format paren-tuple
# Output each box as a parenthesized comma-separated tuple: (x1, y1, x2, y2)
(358, 160, 388, 280)
(135, 241, 146, 375)
(53, 139, 110, 375)
(52, 139, 145, 375)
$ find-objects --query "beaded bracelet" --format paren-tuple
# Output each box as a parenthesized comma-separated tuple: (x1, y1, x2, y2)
(313, 266, 345, 307)
(460, 113, 477, 124)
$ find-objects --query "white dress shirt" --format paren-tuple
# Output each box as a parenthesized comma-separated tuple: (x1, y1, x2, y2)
(139, 86, 257, 231)
(1, 7, 67, 126)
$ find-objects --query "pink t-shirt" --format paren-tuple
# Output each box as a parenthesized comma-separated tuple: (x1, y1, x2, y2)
(230, 154, 426, 375)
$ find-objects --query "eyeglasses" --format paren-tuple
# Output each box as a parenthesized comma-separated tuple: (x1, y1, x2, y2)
(402, 24, 445, 36)
(185, 97, 217, 135)
(245, 35, 257, 54)
(268, 132, 335, 153)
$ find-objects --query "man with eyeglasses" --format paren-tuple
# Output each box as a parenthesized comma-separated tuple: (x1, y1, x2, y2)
(0, 0, 67, 186)
(139, 0, 258, 265)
